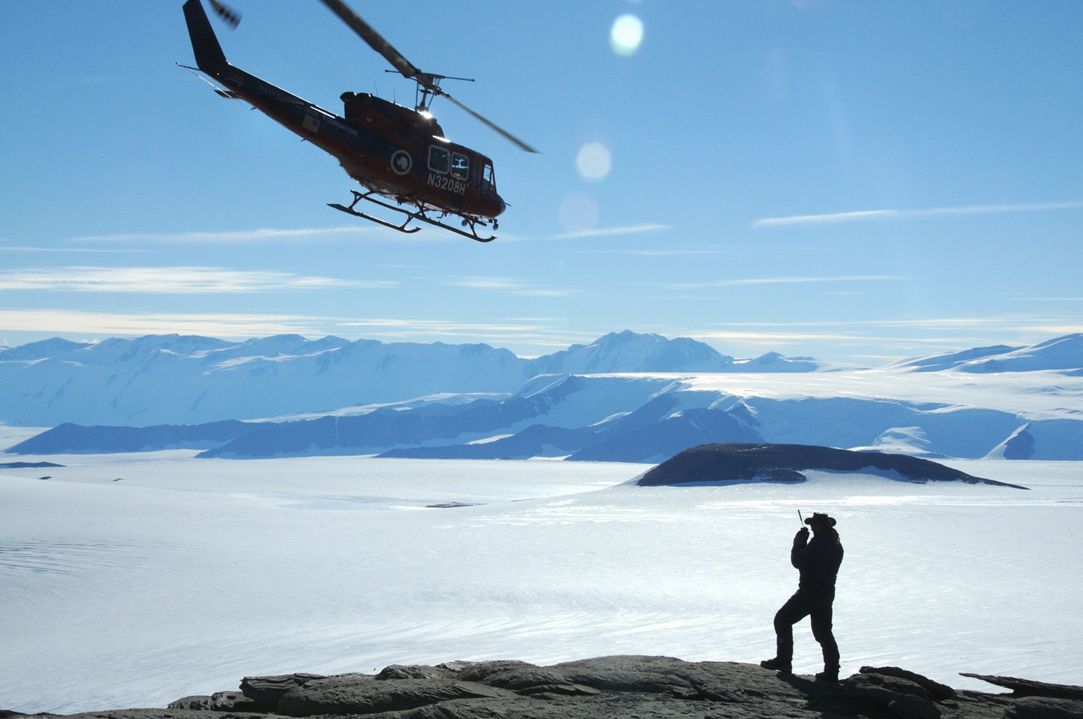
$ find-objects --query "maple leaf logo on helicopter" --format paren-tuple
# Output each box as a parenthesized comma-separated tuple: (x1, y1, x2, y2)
(181, 0, 537, 242)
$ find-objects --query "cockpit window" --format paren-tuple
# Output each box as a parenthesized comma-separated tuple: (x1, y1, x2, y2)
(451, 153, 469, 180)
(483, 161, 496, 191)
(428, 146, 450, 174)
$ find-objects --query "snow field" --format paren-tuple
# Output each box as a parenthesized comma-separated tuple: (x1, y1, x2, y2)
(1, 453, 1081, 713)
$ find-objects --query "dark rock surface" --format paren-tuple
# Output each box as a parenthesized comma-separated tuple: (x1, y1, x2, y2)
(960, 673, 1083, 701)
(0, 461, 64, 469)
(638, 442, 1029, 488)
(24, 655, 1083, 719)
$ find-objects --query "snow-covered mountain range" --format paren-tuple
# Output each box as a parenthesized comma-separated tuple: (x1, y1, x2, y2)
(0, 330, 815, 427)
(4, 332, 1083, 462)
(889, 334, 1083, 374)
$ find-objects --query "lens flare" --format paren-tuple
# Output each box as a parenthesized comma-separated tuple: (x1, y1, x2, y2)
(610, 14, 644, 56)
(576, 142, 612, 182)
(559, 192, 600, 234)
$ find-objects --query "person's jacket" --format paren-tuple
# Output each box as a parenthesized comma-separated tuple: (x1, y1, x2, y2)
(791, 531, 843, 597)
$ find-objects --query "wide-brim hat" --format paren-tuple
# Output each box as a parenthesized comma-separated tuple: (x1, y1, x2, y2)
(805, 512, 837, 527)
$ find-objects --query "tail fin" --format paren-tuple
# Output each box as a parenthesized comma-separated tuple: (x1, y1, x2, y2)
(183, 0, 228, 73)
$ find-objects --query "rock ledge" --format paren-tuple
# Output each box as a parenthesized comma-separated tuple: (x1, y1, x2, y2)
(13, 655, 1083, 719)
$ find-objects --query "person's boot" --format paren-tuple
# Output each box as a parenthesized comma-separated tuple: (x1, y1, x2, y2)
(760, 657, 792, 673)
(815, 667, 839, 682)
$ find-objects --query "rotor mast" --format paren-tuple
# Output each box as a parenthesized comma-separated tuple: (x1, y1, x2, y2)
(317, 0, 538, 153)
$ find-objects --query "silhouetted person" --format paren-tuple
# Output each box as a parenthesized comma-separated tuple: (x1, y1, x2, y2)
(760, 512, 843, 681)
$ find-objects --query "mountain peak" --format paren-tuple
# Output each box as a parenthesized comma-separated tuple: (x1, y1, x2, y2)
(0, 337, 91, 361)
(532, 331, 734, 374)
(593, 329, 664, 345)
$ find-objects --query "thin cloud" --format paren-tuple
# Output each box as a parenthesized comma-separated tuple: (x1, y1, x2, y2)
(871, 317, 1023, 330)
(1027, 323, 1083, 336)
(754, 210, 898, 227)
(0, 244, 153, 254)
(444, 276, 584, 297)
(695, 315, 1067, 332)
(0, 266, 390, 294)
(0, 309, 322, 338)
(682, 316, 1083, 355)
(339, 318, 550, 334)
(67, 226, 381, 244)
(690, 330, 862, 344)
(753, 201, 1083, 228)
(1014, 296, 1083, 302)
(671, 274, 900, 289)
(577, 247, 730, 257)
(334, 318, 593, 349)
(551, 223, 672, 240)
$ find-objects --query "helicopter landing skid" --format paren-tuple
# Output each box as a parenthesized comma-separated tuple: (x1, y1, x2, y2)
(327, 191, 422, 235)
(328, 191, 496, 243)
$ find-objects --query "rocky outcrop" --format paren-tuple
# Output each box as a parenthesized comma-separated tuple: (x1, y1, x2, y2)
(0, 461, 63, 469)
(18, 656, 1083, 719)
(960, 673, 1083, 701)
(638, 443, 1029, 488)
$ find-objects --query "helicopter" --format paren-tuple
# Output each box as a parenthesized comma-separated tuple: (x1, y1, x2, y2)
(181, 0, 536, 242)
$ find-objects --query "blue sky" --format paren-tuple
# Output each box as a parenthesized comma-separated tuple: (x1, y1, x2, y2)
(1, 0, 1081, 364)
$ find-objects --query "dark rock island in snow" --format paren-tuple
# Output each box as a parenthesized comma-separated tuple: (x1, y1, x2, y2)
(638, 443, 1028, 489)
(15, 656, 1083, 718)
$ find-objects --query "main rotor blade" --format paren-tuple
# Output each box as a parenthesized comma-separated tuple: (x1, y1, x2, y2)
(208, 0, 241, 29)
(318, 0, 422, 83)
(442, 93, 539, 154)
(318, 0, 538, 153)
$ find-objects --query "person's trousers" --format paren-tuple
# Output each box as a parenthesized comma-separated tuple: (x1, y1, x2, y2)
(773, 590, 839, 671)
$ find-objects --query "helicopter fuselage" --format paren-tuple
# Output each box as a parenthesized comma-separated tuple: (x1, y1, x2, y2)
(182, 0, 506, 222)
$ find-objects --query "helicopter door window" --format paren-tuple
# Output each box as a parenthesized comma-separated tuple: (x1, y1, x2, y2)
(450, 153, 469, 181)
(428, 146, 450, 174)
(483, 162, 496, 191)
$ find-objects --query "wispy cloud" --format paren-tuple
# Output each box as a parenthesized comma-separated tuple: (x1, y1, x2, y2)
(577, 246, 730, 257)
(695, 315, 1064, 332)
(0, 245, 154, 254)
(869, 317, 1025, 330)
(1025, 323, 1083, 336)
(339, 318, 549, 334)
(670, 274, 901, 289)
(0, 266, 390, 294)
(753, 201, 1083, 228)
(682, 315, 1083, 355)
(67, 226, 381, 244)
(1014, 296, 1083, 302)
(0, 309, 322, 338)
(690, 329, 863, 345)
(551, 223, 672, 240)
(444, 276, 584, 298)
(333, 317, 595, 350)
